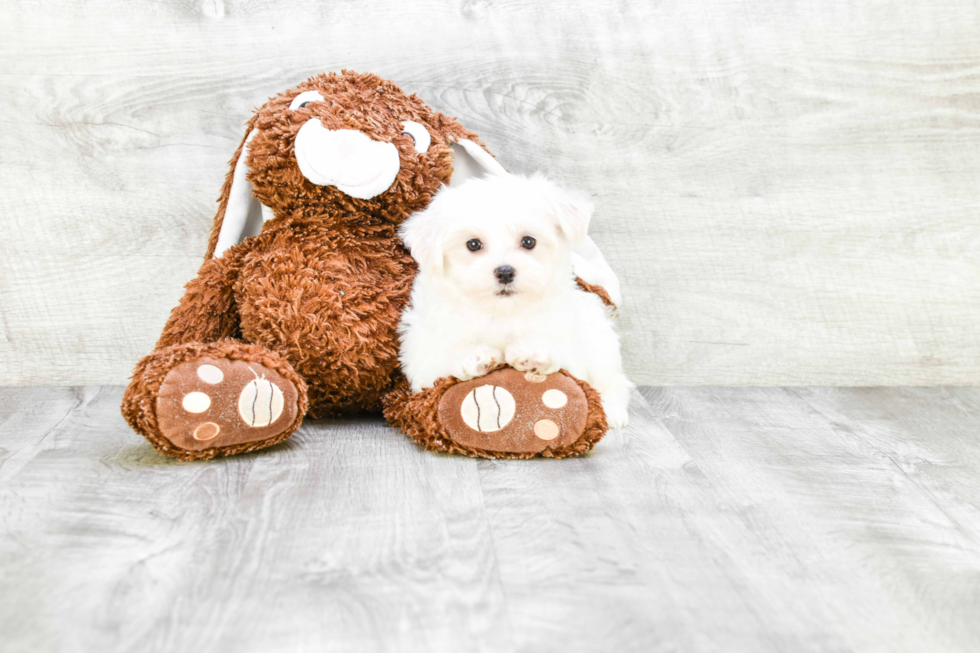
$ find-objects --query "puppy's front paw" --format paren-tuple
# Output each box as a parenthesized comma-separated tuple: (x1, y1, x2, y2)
(505, 342, 559, 375)
(603, 399, 630, 429)
(458, 346, 503, 380)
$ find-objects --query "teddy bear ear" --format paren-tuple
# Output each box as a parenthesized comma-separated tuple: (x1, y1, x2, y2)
(204, 117, 274, 260)
(448, 139, 507, 187)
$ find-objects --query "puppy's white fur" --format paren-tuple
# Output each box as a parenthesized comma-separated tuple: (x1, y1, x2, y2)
(398, 174, 632, 429)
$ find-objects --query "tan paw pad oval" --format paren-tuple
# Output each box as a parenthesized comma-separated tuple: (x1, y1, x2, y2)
(193, 422, 221, 441)
(542, 389, 568, 409)
(533, 419, 560, 441)
(238, 377, 285, 427)
(196, 364, 225, 384)
(460, 385, 516, 432)
(182, 392, 211, 413)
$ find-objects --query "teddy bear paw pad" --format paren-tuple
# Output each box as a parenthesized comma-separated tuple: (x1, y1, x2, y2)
(438, 368, 589, 454)
(156, 357, 300, 452)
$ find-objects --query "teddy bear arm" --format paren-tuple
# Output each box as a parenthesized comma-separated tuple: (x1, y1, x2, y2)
(155, 253, 243, 350)
(574, 277, 616, 310)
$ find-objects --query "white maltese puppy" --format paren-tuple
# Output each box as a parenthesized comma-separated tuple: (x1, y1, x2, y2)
(398, 174, 632, 429)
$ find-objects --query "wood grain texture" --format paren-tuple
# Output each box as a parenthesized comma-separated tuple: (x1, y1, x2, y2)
(1, 0, 979, 385)
(3, 385, 980, 651)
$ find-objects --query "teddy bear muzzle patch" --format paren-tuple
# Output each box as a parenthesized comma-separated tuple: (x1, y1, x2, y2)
(294, 119, 400, 200)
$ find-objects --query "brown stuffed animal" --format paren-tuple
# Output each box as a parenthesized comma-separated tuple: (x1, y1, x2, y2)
(122, 71, 614, 461)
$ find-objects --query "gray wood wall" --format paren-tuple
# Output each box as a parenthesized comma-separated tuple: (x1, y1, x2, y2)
(2, 0, 979, 386)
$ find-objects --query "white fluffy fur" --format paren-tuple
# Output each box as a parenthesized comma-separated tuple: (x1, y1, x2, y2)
(398, 174, 632, 429)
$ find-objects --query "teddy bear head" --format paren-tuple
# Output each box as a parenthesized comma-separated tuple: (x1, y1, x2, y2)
(207, 70, 504, 259)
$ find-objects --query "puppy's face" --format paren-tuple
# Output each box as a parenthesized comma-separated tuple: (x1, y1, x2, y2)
(401, 174, 593, 306)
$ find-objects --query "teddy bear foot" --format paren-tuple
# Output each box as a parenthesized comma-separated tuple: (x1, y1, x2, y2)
(154, 356, 302, 457)
(384, 366, 609, 459)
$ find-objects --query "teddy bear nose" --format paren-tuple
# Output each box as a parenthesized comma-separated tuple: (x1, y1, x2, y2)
(494, 266, 516, 284)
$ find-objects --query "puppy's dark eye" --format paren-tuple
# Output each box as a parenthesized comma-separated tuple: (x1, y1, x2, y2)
(466, 238, 483, 252)
(298, 102, 310, 109)
(521, 236, 536, 250)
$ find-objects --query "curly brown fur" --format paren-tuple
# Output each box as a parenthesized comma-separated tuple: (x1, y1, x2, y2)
(383, 367, 608, 460)
(124, 71, 482, 455)
(575, 277, 616, 309)
(122, 340, 308, 461)
(177, 71, 477, 415)
(230, 220, 417, 415)
(156, 255, 243, 349)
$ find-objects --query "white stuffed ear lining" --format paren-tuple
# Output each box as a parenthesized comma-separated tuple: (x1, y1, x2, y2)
(448, 139, 507, 187)
(213, 129, 272, 258)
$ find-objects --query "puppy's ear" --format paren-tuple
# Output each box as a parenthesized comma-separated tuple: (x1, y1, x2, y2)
(538, 176, 593, 244)
(399, 205, 446, 275)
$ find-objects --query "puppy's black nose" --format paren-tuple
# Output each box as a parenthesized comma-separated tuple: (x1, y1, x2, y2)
(494, 265, 516, 284)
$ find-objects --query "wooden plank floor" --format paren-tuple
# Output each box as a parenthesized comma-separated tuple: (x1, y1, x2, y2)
(1, 386, 978, 652)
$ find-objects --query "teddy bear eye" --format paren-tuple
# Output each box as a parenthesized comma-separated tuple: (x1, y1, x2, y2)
(466, 238, 483, 252)
(401, 121, 431, 154)
(289, 90, 325, 111)
(521, 236, 536, 250)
